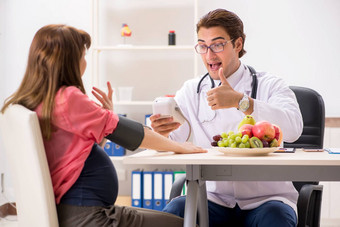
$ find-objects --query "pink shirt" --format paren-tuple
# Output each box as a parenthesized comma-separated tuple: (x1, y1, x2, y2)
(35, 86, 119, 204)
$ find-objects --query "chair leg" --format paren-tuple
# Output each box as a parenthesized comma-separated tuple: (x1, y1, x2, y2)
(311, 189, 323, 227)
(297, 184, 323, 227)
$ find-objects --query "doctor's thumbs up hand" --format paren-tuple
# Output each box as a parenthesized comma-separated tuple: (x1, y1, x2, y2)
(206, 67, 244, 111)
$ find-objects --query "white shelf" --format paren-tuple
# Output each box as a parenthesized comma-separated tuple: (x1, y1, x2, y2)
(93, 45, 194, 51)
(90, 0, 199, 106)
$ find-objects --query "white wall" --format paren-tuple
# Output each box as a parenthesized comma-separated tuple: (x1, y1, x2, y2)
(0, 0, 9, 199)
(0, 0, 7, 197)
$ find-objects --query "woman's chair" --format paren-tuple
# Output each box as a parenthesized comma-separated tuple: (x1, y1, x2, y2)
(169, 86, 325, 227)
(0, 104, 58, 227)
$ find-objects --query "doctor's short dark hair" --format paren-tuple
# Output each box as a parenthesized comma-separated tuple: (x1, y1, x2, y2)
(197, 8, 247, 58)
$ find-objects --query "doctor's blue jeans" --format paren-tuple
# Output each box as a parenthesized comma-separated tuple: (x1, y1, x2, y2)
(163, 196, 297, 227)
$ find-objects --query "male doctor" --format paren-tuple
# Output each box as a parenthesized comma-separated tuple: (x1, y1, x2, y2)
(150, 9, 303, 227)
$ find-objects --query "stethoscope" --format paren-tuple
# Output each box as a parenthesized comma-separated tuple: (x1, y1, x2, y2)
(196, 65, 258, 124)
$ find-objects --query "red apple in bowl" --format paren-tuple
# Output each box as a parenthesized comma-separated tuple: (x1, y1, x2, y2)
(272, 124, 283, 145)
(238, 124, 253, 137)
(252, 121, 275, 142)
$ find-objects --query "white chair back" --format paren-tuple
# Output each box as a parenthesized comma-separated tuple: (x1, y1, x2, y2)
(0, 104, 58, 227)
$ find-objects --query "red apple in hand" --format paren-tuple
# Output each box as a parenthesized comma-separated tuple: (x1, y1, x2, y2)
(252, 121, 275, 142)
(238, 124, 253, 137)
(272, 124, 283, 145)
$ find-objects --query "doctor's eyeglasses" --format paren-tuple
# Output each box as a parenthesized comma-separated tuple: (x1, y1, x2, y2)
(195, 39, 234, 54)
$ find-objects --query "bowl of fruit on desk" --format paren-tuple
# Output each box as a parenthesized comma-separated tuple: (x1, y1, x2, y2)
(211, 115, 282, 156)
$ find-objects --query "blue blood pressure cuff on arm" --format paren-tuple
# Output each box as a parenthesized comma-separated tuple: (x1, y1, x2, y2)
(105, 116, 144, 151)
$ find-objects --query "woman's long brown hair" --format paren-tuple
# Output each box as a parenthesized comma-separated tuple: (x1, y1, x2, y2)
(1, 24, 91, 139)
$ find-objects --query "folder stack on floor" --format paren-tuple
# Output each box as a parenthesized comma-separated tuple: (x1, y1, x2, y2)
(131, 169, 186, 210)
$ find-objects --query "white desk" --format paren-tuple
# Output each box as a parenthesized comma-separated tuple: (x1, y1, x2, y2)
(123, 149, 340, 227)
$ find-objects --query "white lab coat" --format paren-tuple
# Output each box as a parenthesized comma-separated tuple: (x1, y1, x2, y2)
(171, 63, 303, 214)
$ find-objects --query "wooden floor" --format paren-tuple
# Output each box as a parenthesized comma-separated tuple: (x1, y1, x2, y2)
(115, 196, 132, 207)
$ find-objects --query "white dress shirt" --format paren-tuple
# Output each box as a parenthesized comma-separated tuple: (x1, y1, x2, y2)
(170, 62, 303, 214)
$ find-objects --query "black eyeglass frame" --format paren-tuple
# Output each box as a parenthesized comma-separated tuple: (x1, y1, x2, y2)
(194, 39, 234, 54)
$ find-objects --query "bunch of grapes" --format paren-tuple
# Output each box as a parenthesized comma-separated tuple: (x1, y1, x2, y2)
(211, 131, 251, 148)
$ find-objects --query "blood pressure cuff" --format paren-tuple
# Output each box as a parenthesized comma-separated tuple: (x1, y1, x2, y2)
(105, 116, 144, 151)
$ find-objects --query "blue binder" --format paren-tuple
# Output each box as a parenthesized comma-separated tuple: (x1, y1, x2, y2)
(131, 170, 143, 207)
(142, 171, 154, 209)
(104, 140, 126, 156)
(112, 143, 125, 156)
(162, 171, 174, 208)
(153, 171, 163, 211)
(104, 141, 114, 156)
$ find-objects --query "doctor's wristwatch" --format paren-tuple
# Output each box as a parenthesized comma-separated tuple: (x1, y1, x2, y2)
(237, 93, 250, 112)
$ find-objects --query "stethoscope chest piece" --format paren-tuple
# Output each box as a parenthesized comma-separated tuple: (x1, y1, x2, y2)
(197, 83, 217, 123)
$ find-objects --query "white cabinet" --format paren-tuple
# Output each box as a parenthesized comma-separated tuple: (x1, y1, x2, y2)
(90, 0, 200, 112)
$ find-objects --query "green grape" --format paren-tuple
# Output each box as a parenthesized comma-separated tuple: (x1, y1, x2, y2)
(228, 138, 234, 145)
(223, 138, 229, 147)
(235, 136, 242, 144)
(217, 140, 224, 147)
(239, 143, 246, 148)
(244, 141, 251, 148)
(230, 134, 237, 140)
(236, 132, 243, 138)
(230, 142, 237, 148)
(228, 131, 234, 136)
(241, 135, 249, 143)
(221, 132, 228, 139)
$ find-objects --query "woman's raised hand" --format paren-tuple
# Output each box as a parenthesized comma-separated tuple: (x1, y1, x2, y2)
(92, 81, 114, 110)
